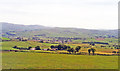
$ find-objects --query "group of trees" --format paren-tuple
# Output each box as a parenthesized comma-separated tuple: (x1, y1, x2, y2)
(50, 45, 70, 50)
(88, 48, 96, 55)
(13, 44, 96, 55)
(82, 42, 109, 45)
(13, 46, 28, 50)
(28, 46, 41, 50)
(67, 46, 81, 54)
(13, 46, 41, 50)
(50, 45, 96, 55)
(50, 45, 81, 54)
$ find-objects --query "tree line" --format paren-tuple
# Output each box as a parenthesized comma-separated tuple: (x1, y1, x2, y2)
(13, 46, 41, 50)
(13, 44, 96, 55)
(50, 45, 81, 54)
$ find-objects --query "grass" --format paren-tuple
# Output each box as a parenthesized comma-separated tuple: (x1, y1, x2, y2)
(1, 41, 30, 50)
(1, 37, 10, 40)
(2, 52, 118, 69)
(72, 38, 118, 45)
(1, 41, 116, 53)
(1, 41, 58, 50)
(1, 41, 118, 69)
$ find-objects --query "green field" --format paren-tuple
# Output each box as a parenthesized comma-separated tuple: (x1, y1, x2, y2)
(1, 17, 119, 69)
(1, 37, 10, 40)
(2, 52, 118, 69)
(1, 40, 118, 69)
(1, 41, 58, 50)
(1, 41, 116, 53)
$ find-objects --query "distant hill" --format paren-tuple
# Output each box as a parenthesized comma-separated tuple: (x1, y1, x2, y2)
(1, 22, 49, 31)
(1, 22, 118, 38)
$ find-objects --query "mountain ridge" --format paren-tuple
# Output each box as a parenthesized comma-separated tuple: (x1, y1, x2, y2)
(1, 22, 118, 30)
(1, 22, 118, 38)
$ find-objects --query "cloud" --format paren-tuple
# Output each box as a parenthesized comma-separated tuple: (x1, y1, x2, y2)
(0, 0, 119, 29)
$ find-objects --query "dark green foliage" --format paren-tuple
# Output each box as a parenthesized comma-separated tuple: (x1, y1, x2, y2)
(28, 46, 32, 50)
(90, 43, 95, 46)
(35, 46, 41, 50)
(67, 48, 74, 53)
(58, 45, 62, 50)
(83, 42, 109, 45)
(113, 45, 120, 49)
(13, 46, 17, 48)
(47, 48, 50, 51)
(67, 48, 71, 53)
(50, 45, 70, 50)
(67, 46, 70, 49)
(13, 46, 28, 50)
(39, 40, 43, 43)
(112, 51, 117, 53)
(75, 46, 81, 52)
(88, 48, 96, 55)
(91, 48, 96, 55)
(62, 45, 67, 50)
(71, 48, 74, 53)
(88, 49, 91, 55)
(50, 45, 54, 49)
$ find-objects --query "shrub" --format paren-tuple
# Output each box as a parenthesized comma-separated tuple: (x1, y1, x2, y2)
(35, 46, 41, 50)
(50, 45, 71, 50)
(67, 48, 74, 54)
(28, 46, 32, 50)
(13, 46, 17, 48)
(75, 46, 81, 52)
(91, 48, 96, 55)
(88, 49, 91, 55)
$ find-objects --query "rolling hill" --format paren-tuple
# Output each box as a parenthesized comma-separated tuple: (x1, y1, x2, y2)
(1, 22, 118, 38)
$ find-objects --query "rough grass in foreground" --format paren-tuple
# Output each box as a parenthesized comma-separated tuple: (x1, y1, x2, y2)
(2, 52, 118, 69)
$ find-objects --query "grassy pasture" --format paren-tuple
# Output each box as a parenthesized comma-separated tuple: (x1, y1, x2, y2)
(1, 40, 118, 69)
(2, 52, 118, 69)
(72, 38, 118, 45)
(1, 41, 117, 53)
(1, 37, 10, 40)
(1, 41, 58, 50)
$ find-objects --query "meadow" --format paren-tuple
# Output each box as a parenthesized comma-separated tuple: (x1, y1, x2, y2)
(1, 39, 119, 69)
(2, 52, 118, 69)
(1, 41, 58, 50)
(1, 19, 119, 69)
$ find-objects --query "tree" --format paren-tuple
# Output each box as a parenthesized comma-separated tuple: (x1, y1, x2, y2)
(90, 43, 95, 46)
(35, 46, 41, 50)
(71, 48, 74, 53)
(62, 45, 67, 50)
(39, 40, 43, 43)
(67, 48, 74, 54)
(91, 48, 96, 55)
(88, 49, 91, 55)
(50, 45, 55, 49)
(75, 46, 81, 53)
(28, 46, 32, 50)
(58, 45, 62, 50)
(47, 48, 50, 51)
(13, 46, 17, 48)
(67, 48, 71, 54)
(67, 46, 70, 49)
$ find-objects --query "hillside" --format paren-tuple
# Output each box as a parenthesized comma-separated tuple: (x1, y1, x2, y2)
(1, 22, 118, 38)
(1, 22, 49, 31)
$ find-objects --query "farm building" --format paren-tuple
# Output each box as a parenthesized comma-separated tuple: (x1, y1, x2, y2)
(30, 48, 36, 50)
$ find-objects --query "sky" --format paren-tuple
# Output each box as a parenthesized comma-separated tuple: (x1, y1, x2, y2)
(0, 0, 119, 29)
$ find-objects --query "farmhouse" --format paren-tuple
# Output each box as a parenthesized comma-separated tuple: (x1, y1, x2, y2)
(30, 48, 36, 50)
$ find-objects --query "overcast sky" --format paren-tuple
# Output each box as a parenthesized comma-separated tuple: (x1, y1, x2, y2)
(0, 0, 119, 29)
